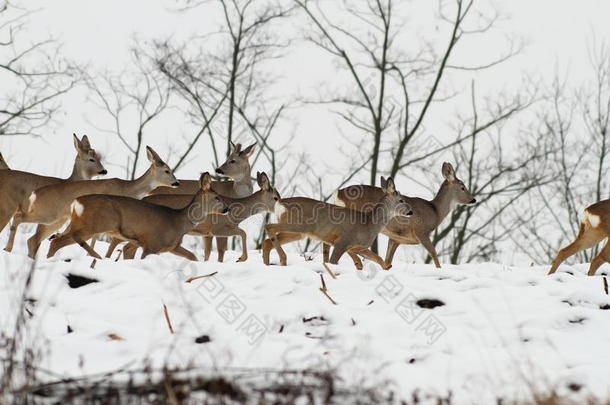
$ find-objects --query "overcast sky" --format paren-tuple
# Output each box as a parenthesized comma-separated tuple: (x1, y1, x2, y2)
(1, 0, 609, 190)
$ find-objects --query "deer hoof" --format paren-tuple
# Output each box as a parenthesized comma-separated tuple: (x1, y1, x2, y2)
(237, 256, 247, 262)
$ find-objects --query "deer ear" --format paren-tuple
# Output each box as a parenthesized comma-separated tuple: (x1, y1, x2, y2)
(240, 143, 256, 158)
(380, 176, 387, 189)
(383, 177, 396, 194)
(200, 172, 212, 191)
(146, 146, 163, 165)
(442, 162, 456, 181)
(259, 172, 271, 190)
(80, 135, 91, 150)
(73, 133, 84, 153)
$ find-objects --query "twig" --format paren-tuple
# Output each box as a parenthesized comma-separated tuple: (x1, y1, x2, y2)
(90, 259, 97, 269)
(162, 303, 175, 334)
(319, 274, 337, 305)
(603, 277, 608, 295)
(185, 271, 218, 283)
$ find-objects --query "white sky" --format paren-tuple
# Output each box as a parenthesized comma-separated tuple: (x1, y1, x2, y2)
(1, 0, 609, 193)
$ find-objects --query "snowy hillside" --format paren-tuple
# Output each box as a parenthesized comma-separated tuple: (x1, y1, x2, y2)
(2, 241, 610, 403)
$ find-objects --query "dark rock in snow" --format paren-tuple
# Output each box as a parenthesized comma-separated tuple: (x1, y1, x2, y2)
(65, 273, 98, 289)
(195, 335, 211, 344)
(416, 299, 445, 309)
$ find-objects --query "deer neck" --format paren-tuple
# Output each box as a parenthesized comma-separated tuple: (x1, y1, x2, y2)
(131, 165, 160, 198)
(368, 197, 395, 234)
(431, 181, 455, 225)
(67, 158, 88, 181)
(227, 191, 268, 223)
(231, 169, 253, 197)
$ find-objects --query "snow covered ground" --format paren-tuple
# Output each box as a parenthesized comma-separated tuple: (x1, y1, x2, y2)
(2, 238, 610, 403)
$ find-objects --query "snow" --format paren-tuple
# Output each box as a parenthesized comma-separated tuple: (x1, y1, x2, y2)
(2, 240, 610, 403)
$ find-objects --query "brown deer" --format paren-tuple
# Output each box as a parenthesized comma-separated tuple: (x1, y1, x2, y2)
(0, 134, 106, 251)
(334, 163, 476, 268)
(46, 173, 230, 260)
(0, 152, 9, 170)
(548, 200, 610, 276)
(150, 141, 256, 262)
(12, 146, 179, 258)
(117, 172, 280, 262)
(262, 177, 412, 270)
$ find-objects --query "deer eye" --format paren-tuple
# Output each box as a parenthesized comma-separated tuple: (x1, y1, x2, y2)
(165, 170, 170, 174)
(89, 159, 96, 162)
(399, 199, 405, 203)
(274, 197, 279, 201)
(230, 160, 236, 163)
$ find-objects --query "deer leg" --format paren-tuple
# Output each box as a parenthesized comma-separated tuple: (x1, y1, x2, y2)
(322, 243, 330, 262)
(347, 251, 364, 270)
(329, 240, 349, 265)
(234, 229, 248, 262)
(587, 238, 610, 276)
(264, 224, 304, 266)
(0, 204, 17, 234)
(352, 247, 390, 270)
(216, 236, 228, 262)
(203, 236, 213, 261)
(122, 242, 139, 260)
(47, 233, 78, 258)
(170, 245, 198, 261)
(72, 232, 102, 260)
(416, 233, 441, 268)
(4, 211, 24, 252)
(28, 220, 65, 259)
(105, 237, 122, 258)
(549, 230, 603, 274)
(385, 238, 401, 266)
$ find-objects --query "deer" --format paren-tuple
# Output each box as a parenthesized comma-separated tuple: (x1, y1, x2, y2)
(0, 152, 9, 170)
(116, 172, 280, 262)
(46, 173, 230, 261)
(333, 162, 476, 268)
(11, 146, 179, 258)
(262, 176, 413, 270)
(0, 134, 106, 251)
(150, 141, 256, 262)
(548, 200, 610, 276)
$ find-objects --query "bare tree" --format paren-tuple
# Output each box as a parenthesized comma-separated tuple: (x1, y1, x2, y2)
(294, 0, 520, 185)
(84, 49, 171, 179)
(0, 1, 76, 137)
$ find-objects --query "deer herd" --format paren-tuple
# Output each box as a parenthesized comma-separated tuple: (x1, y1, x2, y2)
(0, 133, 608, 275)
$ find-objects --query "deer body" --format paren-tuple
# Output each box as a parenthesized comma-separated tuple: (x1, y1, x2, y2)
(119, 172, 278, 262)
(47, 173, 229, 260)
(549, 200, 610, 276)
(262, 177, 412, 269)
(335, 163, 476, 268)
(1, 135, 106, 252)
(149, 142, 256, 262)
(0, 152, 9, 170)
(14, 146, 178, 258)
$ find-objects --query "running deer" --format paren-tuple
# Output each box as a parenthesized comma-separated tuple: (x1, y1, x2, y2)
(262, 177, 413, 269)
(118, 172, 280, 262)
(334, 163, 476, 268)
(0, 152, 9, 170)
(12, 146, 179, 258)
(150, 141, 256, 262)
(46, 173, 230, 260)
(548, 200, 610, 276)
(0, 134, 106, 250)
